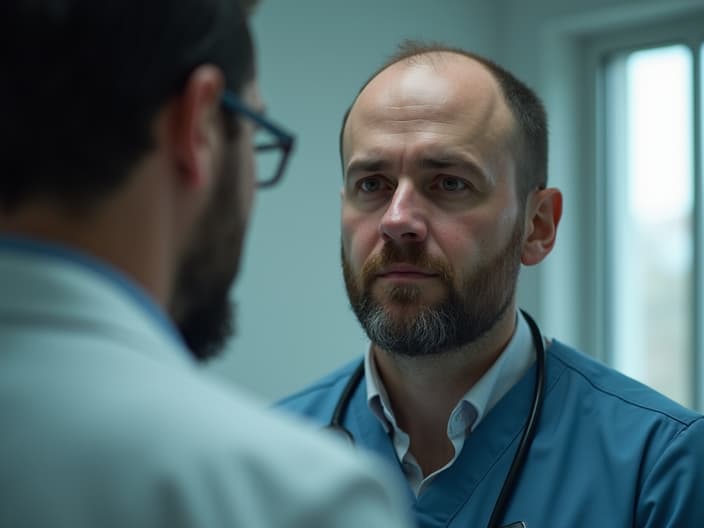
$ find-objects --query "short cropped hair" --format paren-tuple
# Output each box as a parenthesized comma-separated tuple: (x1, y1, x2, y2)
(340, 40, 548, 201)
(0, 0, 255, 211)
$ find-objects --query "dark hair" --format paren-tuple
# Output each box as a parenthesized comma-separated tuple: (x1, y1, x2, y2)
(0, 0, 255, 212)
(339, 40, 548, 201)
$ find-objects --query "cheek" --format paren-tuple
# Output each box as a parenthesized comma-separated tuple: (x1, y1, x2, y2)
(431, 215, 499, 272)
(455, 210, 520, 266)
(433, 214, 479, 250)
(341, 209, 379, 271)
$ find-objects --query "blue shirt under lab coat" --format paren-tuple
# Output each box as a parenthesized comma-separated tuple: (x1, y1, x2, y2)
(278, 342, 704, 527)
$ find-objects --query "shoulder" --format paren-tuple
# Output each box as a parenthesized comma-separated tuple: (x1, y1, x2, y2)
(23, 359, 409, 527)
(134, 375, 411, 527)
(539, 342, 704, 524)
(548, 340, 701, 428)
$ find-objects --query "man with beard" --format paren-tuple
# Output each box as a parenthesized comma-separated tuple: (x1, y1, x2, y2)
(278, 41, 704, 527)
(0, 2, 413, 527)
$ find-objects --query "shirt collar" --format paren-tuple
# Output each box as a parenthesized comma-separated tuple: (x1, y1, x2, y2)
(465, 310, 535, 429)
(0, 234, 187, 353)
(365, 346, 396, 433)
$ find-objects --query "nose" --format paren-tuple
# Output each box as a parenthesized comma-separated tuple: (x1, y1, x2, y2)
(379, 181, 428, 243)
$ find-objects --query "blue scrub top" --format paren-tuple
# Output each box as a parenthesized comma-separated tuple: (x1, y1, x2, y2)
(278, 341, 704, 527)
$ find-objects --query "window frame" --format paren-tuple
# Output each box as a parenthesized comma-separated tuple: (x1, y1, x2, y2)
(538, 4, 704, 410)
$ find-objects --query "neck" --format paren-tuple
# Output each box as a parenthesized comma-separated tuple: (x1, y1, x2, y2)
(0, 167, 175, 307)
(373, 307, 517, 475)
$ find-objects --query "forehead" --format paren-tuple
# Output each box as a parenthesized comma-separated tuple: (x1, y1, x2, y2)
(343, 53, 515, 164)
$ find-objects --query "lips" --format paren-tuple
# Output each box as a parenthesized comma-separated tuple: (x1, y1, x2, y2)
(376, 264, 439, 278)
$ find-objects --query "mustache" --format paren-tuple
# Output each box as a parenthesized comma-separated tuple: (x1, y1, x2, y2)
(360, 243, 453, 289)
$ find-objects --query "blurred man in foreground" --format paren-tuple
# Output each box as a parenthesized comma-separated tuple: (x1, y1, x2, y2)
(0, 2, 411, 526)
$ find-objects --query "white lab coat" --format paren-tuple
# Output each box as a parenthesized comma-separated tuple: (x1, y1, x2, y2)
(0, 236, 411, 528)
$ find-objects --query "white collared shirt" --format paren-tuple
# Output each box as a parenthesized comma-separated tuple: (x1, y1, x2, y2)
(365, 310, 537, 496)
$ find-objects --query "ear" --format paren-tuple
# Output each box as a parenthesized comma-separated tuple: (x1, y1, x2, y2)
(520, 187, 563, 266)
(167, 65, 226, 190)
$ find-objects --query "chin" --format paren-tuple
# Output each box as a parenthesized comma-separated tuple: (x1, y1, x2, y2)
(376, 301, 433, 325)
(377, 285, 446, 307)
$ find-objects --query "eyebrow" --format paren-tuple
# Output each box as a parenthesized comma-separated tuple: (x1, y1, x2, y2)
(417, 156, 478, 172)
(346, 158, 392, 178)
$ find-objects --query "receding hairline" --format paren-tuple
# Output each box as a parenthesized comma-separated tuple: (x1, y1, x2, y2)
(339, 41, 549, 200)
(341, 50, 515, 165)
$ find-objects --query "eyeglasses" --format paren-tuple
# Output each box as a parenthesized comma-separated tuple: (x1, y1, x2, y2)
(221, 90, 295, 188)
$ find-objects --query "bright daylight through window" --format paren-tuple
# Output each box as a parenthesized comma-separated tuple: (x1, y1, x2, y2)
(605, 44, 695, 406)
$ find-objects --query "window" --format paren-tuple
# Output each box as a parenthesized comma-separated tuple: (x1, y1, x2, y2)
(603, 45, 695, 406)
(593, 18, 704, 409)
(537, 3, 704, 411)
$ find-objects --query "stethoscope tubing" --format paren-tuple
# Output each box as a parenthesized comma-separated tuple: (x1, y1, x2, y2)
(486, 310, 545, 528)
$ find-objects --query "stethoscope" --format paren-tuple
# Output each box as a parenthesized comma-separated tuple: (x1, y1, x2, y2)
(326, 310, 546, 528)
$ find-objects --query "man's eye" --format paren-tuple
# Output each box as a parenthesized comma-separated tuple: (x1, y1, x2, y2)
(439, 177, 468, 191)
(359, 177, 383, 193)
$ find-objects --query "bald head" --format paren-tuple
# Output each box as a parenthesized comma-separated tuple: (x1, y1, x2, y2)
(343, 52, 515, 181)
(340, 42, 548, 202)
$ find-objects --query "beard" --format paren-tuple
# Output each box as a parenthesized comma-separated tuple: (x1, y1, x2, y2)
(169, 147, 246, 361)
(342, 222, 524, 357)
